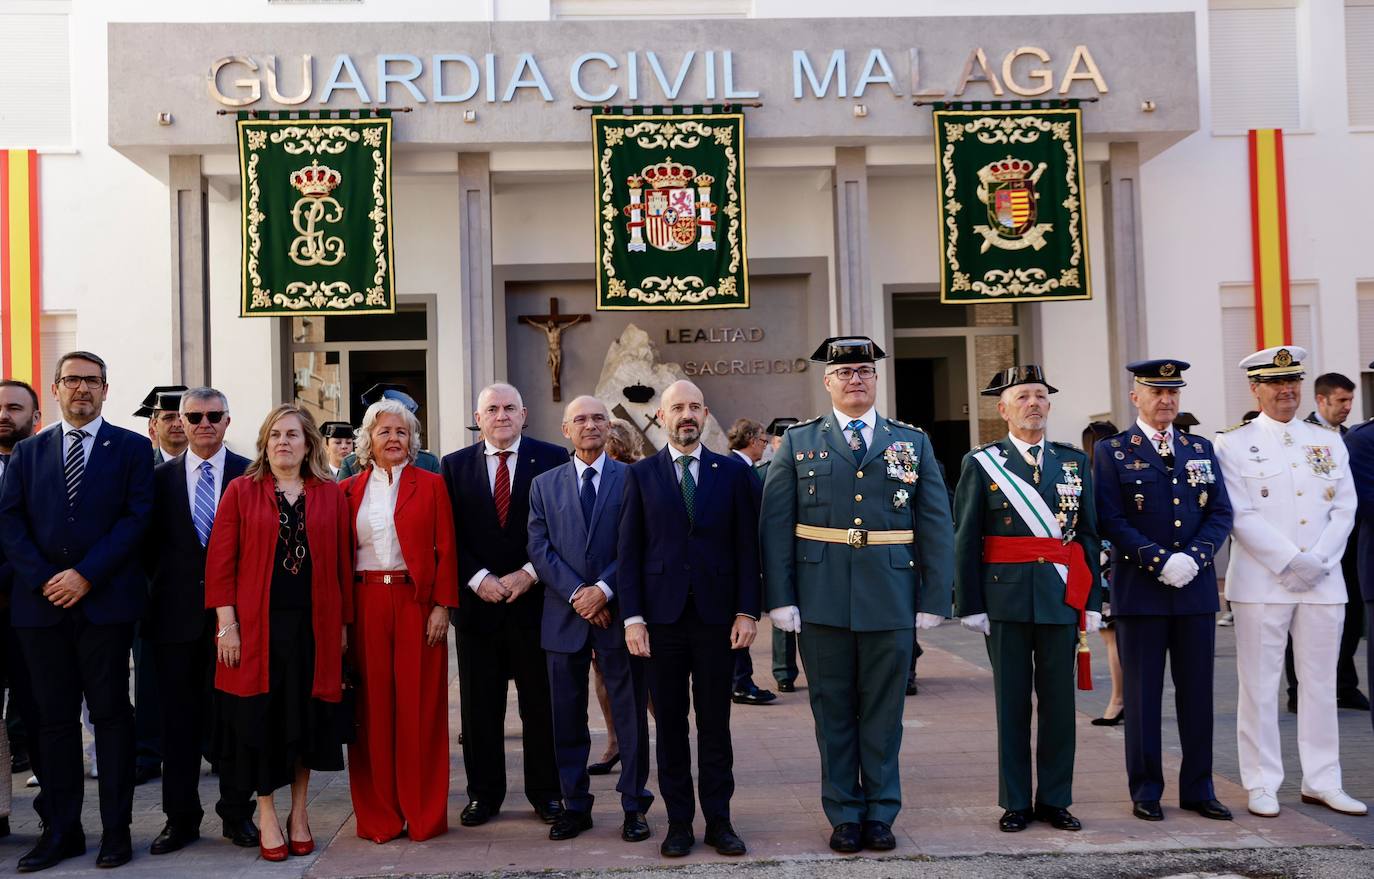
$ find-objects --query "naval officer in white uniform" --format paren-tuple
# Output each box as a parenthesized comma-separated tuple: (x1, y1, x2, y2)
(1213, 345, 1365, 819)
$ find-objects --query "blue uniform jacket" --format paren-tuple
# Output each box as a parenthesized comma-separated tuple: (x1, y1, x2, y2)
(1093, 424, 1231, 616)
(1343, 418, 1374, 602)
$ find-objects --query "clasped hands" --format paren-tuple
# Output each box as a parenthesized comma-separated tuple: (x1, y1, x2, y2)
(1280, 550, 1329, 593)
(1158, 552, 1200, 589)
(571, 584, 612, 629)
(625, 615, 756, 659)
(41, 569, 91, 608)
(476, 569, 536, 604)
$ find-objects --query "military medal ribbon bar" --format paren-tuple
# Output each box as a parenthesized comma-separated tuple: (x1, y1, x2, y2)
(931, 102, 1091, 303)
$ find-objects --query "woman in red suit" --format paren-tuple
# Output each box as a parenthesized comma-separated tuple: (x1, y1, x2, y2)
(341, 399, 459, 843)
(206, 405, 352, 861)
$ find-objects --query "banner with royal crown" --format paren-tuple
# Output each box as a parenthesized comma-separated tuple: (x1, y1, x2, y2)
(592, 109, 749, 310)
(236, 113, 394, 317)
(933, 106, 1090, 303)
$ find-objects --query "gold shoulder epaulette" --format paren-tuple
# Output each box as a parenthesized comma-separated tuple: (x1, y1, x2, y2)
(1219, 420, 1250, 433)
(1050, 440, 1082, 451)
(1314, 421, 1340, 433)
(792, 415, 822, 428)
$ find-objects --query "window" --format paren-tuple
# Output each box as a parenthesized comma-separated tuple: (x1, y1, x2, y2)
(1348, 1, 1374, 126)
(1220, 283, 1315, 422)
(0, 2, 71, 148)
(1209, 1, 1302, 133)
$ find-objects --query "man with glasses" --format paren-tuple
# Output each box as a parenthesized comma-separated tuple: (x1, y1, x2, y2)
(142, 388, 258, 854)
(0, 351, 154, 870)
(759, 337, 954, 853)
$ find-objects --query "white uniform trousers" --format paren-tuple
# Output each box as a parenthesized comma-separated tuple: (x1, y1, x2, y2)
(1232, 601, 1344, 793)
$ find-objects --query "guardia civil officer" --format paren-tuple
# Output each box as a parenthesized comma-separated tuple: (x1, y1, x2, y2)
(756, 417, 801, 693)
(760, 337, 954, 854)
(1213, 346, 1365, 818)
(1093, 360, 1233, 822)
(953, 365, 1101, 833)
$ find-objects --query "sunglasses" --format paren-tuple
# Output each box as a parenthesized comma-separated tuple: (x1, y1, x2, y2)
(183, 411, 226, 425)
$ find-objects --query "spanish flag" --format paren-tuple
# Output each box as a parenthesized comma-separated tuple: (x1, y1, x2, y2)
(1, 149, 42, 385)
(1248, 130, 1291, 348)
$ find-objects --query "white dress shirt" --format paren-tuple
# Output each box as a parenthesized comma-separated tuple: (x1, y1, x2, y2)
(184, 444, 228, 512)
(59, 416, 103, 461)
(670, 443, 703, 484)
(572, 451, 613, 602)
(1136, 418, 1174, 455)
(732, 448, 754, 466)
(833, 407, 875, 450)
(468, 437, 539, 591)
(356, 463, 407, 572)
(1006, 431, 1046, 466)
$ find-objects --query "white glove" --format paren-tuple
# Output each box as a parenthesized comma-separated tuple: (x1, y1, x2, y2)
(1159, 553, 1200, 589)
(1084, 611, 1103, 634)
(768, 606, 802, 633)
(1279, 568, 1316, 593)
(1287, 551, 1326, 586)
(960, 613, 991, 636)
(915, 612, 943, 631)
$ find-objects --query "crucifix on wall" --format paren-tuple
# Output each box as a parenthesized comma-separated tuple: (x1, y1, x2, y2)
(518, 297, 590, 402)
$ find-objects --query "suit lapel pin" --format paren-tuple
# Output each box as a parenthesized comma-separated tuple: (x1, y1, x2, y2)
(1114, 450, 1125, 460)
(103, 441, 111, 446)
(1130, 435, 1142, 446)
(711, 462, 718, 468)
(819, 451, 828, 459)
(796, 453, 805, 461)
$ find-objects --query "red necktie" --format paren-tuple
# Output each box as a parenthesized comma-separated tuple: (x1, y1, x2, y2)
(494, 450, 512, 528)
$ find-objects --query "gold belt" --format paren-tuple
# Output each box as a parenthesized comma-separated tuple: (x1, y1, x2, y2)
(795, 524, 914, 548)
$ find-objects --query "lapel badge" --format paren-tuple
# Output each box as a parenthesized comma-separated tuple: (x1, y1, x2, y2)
(1194, 443, 1203, 452)
(808, 451, 815, 459)
(1198, 489, 1208, 508)
(1324, 485, 1336, 502)
(711, 462, 718, 468)
(1130, 435, 1142, 446)
(1249, 446, 1259, 453)
(796, 453, 805, 461)
(1110, 439, 1121, 448)
(892, 488, 910, 509)
(819, 450, 829, 459)
(1261, 487, 1269, 498)
(989, 482, 999, 492)
(1114, 450, 1125, 460)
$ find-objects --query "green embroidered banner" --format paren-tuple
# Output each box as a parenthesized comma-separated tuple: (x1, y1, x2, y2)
(592, 110, 749, 310)
(237, 114, 394, 317)
(933, 106, 1090, 303)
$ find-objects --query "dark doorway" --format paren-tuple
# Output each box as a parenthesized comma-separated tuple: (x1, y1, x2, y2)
(894, 344, 969, 494)
(348, 348, 429, 435)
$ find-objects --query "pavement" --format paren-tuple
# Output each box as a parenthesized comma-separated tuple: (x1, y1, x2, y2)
(2, 617, 1371, 878)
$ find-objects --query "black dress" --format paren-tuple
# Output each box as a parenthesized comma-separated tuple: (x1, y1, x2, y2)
(213, 489, 345, 797)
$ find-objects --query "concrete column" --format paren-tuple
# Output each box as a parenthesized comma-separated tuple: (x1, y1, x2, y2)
(832, 147, 873, 338)
(1102, 142, 1147, 426)
(168, 155, 210, 386)
(458, 152, 495, 419)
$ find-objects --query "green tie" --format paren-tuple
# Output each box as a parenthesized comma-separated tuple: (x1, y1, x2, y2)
(677, 455, 696, 524)
(1026, 444, 1042, 484)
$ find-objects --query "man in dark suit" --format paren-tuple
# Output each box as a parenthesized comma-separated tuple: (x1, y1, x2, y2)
(1286, 372, 1369, 712)
(142, 387, 257, 854)
(725, 417, 775, 706)
(1343, 378, 1374, 737)
(1094, 360, 1234, 823)
(0, 351, 154, 871)
(442, 382, 566, 827)
(619, 380, 759, 858)
(528, 395, 653, 844)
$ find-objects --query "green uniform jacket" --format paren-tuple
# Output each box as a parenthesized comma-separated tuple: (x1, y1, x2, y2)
(953, 437, 1102, 624)
(760, 414, 955, 631)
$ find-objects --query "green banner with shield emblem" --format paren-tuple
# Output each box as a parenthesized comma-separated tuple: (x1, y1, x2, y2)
(933, 106, 1090, 303)
(237, 113, 394, 317)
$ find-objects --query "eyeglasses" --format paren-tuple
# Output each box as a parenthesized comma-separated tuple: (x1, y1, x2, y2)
(57, 375, 105, 390)
(569, 414, 609, 426)
(826, 367, 877, 382)
(183, 411, 226, 425)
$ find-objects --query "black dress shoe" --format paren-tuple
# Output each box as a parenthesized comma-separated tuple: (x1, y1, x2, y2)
(622, 811, 651, 842)
(150, 823, 200, 855)
(11, 752, 31, 774)
(829, 822, 862, 852)
(549, 810, 593, 841)
(1132, 800, 1164, 821)
(534, 800, 564, 824)
(998, 809, 1032, 832)
(1034, 805, 1082, 831)
(703, 819, 746, 855)
(731, 685, 777, 705)
(460, 801, 499, 827)
(133, 764, 161, 786)
(221, 818, 260, 847)
(18, 830, 86, 873)
(660, 822, 694, 857)
(1180, 798, 1233, 821)
(1091, 710, 1124, 726)
(96, 831, 133, 869)
(1338, 689, 1371, 711)
(777, 680, 796, 693)
(905, 675, 919, 696)
(587, 753, 621, 775)
(0, 816, 9, 838)
(861, 820, 896, 851)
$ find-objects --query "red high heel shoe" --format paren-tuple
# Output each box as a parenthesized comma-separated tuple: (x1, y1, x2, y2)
(288, 831, 315, 857)
(260, 839, 288, 862)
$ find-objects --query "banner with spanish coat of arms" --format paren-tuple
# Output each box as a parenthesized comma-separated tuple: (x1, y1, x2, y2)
(933, 106, 1090, 303)
(237, 114, 394, 317)
(592, 109, 748, 310)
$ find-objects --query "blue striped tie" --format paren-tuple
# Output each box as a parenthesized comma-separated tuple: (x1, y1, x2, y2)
(192, 460, 216, 547)
(64, 429, 87, 505)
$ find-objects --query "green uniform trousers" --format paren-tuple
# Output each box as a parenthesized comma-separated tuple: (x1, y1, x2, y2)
(798, 623, 913, 826)
(986, 620, 1078, 811)
(771, 628, 798, 686)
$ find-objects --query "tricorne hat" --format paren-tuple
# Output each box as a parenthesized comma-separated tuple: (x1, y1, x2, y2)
(808, 336, 887, 365)
(980, 364, 1058, 397)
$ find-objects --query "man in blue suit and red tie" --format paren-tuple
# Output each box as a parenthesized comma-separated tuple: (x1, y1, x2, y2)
(0, 351, 154, 871)
(618, 380, 760, 859)
(1093, 359, 1234, 823)
(528, 395, 654, 844)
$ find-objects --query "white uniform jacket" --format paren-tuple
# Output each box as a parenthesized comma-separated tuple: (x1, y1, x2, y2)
(1213, 412, 1355, 604)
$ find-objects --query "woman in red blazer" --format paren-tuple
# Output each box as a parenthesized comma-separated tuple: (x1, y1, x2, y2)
(205, 405, 353, 861)
(341, 399, 459, 843)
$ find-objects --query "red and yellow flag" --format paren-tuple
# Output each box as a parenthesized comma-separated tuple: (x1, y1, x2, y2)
(1248, 129, 1291, 348)
(2, 149, 42, 385)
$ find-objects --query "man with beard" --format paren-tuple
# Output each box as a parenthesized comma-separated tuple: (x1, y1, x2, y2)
(0, 379, 43, 838)
(619, 380, 759, 858)
(1214, 347, 1364, 818)
(953, 365, 1101, 833)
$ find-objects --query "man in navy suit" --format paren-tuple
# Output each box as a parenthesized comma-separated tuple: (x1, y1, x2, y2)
(528, 395, 653, 844)
(142, 387, 257, 855)
(442, 382, 567, 827)
(0, 351, 154, 871)
(1340, 368, 1374, 736)
(1093, 359, 1234, 823)
(619, 380, 760, 859)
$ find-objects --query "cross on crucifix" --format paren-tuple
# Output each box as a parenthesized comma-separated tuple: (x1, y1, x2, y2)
(518, 297, 590, 402)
